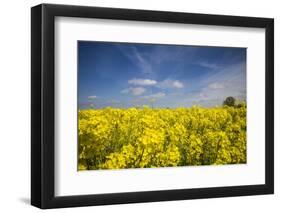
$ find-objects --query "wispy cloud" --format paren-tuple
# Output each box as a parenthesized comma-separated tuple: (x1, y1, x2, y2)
(195, 62, 246, 104)
(121, 87, 146, 96)
(208, 83, 224, 89)
(116, 45, 153, 75)
(143, 92, 166, 99)
(128, 78, 157, 86)
(88, 95, 98, 100)
(132, 46, 153, 74)
(147, 45, 199, 65)
(196, 61, 221, 69)
(157, 79, 184, 89)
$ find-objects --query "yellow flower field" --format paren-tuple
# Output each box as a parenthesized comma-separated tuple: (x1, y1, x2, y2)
(78, 105, 246, 170)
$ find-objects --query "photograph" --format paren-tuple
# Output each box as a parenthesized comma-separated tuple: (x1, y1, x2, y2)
(77, 41, 247, 171)
(30, 3, 274, 209)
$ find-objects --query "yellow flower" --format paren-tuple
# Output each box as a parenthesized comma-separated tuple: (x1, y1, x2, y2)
(78, 105, 247, 170)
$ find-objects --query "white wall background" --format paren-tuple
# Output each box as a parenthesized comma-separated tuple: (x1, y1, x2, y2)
(0, 0, 279, 212)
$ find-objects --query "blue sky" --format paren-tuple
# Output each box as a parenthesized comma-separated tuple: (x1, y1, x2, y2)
(78, 41, 246, 109)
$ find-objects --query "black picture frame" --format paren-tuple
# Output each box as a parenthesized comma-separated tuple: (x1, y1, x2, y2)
(31, 3, 274, 209)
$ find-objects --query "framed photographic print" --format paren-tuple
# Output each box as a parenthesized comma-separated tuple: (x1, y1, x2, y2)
(31, 3, 274, 209)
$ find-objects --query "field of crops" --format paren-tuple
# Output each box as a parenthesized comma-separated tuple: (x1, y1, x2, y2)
(78, 105, 246, 170)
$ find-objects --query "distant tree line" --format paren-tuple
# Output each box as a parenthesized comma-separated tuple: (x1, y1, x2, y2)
(223, 96, 245, 108)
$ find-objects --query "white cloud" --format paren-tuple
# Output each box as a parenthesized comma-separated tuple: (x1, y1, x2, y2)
(157, 79, 184, 89)
(208, 83, 224, 89)
(121, 87, 146, 96)
(128, 78, 157, 86)
(143, 92, 166, 99)
(128, 78, 183, 89)
(88, 95, 97, 100)
(121, 89, 129, 94)
(197, 61, 220, 69)
(173, 80, 184, 88)
(131, 87, 146, 96)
